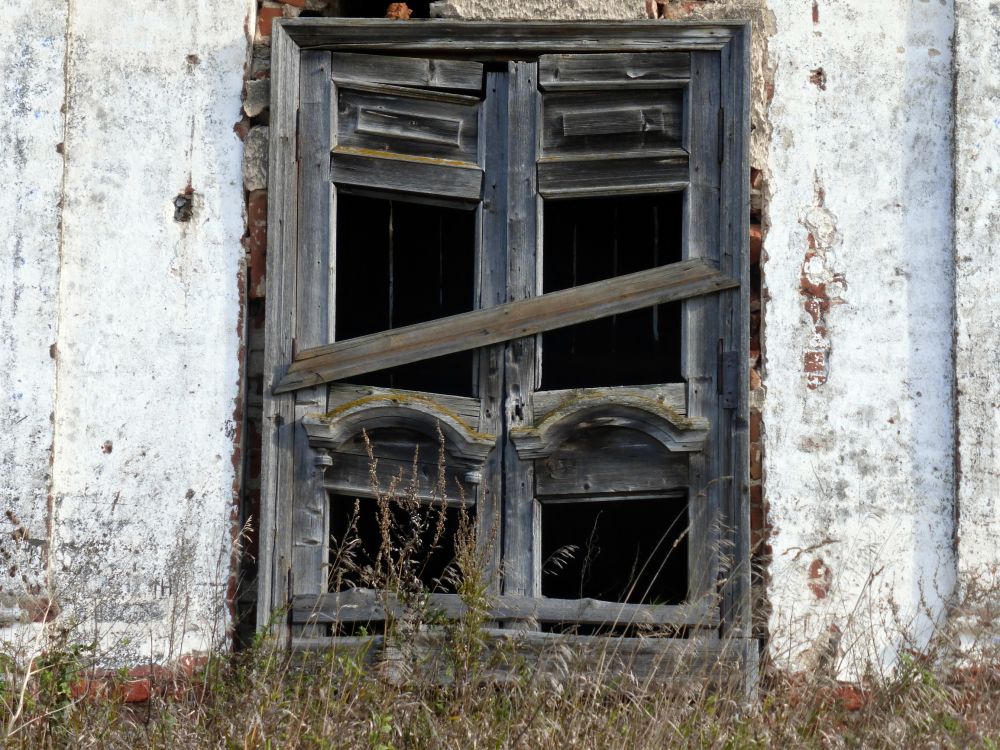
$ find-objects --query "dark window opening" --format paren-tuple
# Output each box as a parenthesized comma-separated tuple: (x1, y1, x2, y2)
(541, 193, 684, 390)
(329, 493, 470, 595)
(324, 0, 432, 18)
(335, 193, 476, 396)
(541, 496, 688, 606)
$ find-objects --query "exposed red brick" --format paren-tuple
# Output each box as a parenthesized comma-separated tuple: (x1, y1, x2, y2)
(22, 595, 59, 623)
(247, 190, 267, 299)
(749, 443, 762, 481)
(812, 0, 820, 25)
(749, 483, 765, 532)
(385, 2, 412, 19)
(258, 4, 284, 38)
(808, 557, 832, 599)
(750, 224, 762, 265)
(119, 678, 151, 703)
(750, 409, 762, 444)
(276, 0, 307, 6)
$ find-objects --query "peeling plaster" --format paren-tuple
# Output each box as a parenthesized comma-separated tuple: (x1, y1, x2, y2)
(2, 0, 997, 674)
(46, 0, 252, 661)
(953, 0, 1000, 645)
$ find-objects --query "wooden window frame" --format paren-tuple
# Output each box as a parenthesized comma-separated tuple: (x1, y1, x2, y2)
(260, 19, 752, 679)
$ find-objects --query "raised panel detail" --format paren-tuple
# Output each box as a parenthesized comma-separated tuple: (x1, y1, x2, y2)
(336, 82, 480, 163)
(541, 89, 683, 158)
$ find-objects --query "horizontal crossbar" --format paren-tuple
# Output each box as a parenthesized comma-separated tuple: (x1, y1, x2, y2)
(275, 258, 737, 393)
(292, 589, 719, 628)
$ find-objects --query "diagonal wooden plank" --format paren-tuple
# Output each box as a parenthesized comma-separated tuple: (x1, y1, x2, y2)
(274, 258, 737, 393)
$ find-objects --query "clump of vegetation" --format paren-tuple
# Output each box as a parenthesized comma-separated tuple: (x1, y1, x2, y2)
(0, 435, 996, 749)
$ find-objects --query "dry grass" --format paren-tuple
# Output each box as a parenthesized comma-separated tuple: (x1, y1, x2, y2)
(0, 638, 995, 749)
(0, 434, 996, 749)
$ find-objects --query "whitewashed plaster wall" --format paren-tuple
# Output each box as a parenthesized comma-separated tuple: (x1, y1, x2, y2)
(49, 0, 252, 661)
(0, 0, 252, 661)
(761, 0, 956, 676)
(954, 0, 1000, 647)
(437, 0, 959, 676)
(0, 1, 67, 625)
(2, 0, 995, 671)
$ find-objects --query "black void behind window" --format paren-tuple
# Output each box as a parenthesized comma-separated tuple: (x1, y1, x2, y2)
(541, 496, 688, 605)
(329, 493, 470, 595)
(541, 193, 684, 390)
(334, 193, 476, 396)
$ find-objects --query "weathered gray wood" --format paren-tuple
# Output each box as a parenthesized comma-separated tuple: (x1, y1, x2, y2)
(293, 590, 719, 628)
(718, 29, 752, 649)
(336, 82, 480, 163)
(327, 383, 482, 429)
(532, 384, 687, 422)
(541, 90, 683, 156)
(539, 52, 690, 90)
(502, 63, 541, 599)
(290, 54, 335, 635)
(280, 20, 741, 55)
(323, 452, 475, 506)
(302, 401, 494, 464)
(331, 147, 483, 202)
(538, 151, 688, 198)
(511, 392, 710, 459)
(277, 260, 737, 393)
(476, 70, 510, 590)
(683, 50, 723, 619)
(535, 429, 690, 497)
(330, 51, 484, 90)
(291, 389, 329, 637)
(297, 52, 334, 351)
(291, 627, 749, 687)
(258, 24, 301, 636)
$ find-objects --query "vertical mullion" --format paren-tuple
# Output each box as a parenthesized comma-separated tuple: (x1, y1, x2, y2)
(477, 70, 509, 591)
(683, 50, 722, 631)
(290, 50, 334, 637)
(502, 62, 540, 598)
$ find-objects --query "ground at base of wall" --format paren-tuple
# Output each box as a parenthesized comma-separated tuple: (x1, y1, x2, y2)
(2, 639, 997, 748)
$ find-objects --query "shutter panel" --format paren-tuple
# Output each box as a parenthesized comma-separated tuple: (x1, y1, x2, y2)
(331, 54, 484, 203)
(536, 52, 690, 198)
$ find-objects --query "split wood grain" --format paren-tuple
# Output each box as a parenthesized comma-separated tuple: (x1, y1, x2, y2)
(276, 259, 737, 393)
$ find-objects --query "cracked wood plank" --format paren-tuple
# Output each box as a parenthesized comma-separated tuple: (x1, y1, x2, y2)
(275, 258, 738, 393)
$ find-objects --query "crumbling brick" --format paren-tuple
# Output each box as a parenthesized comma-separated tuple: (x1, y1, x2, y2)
(258, 2, 284, 38)
(246, 190, 268, 300)
(242, 126, 269, 192)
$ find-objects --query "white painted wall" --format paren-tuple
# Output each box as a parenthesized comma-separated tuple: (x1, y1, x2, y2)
(954, 0, 1000, 648)
(1, 0, 997, 670)
(762, 0, 956, 676)
(2, 0, 257, 652)
(0, 1, 66, 623)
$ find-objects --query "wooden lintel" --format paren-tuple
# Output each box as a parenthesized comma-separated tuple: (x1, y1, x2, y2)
(275, 259, 738, 393)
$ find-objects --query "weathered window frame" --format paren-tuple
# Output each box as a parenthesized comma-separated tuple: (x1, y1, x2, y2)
(260, 19, 752, 679)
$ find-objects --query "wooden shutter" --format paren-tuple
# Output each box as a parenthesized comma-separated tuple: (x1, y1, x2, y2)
(263, 25, 749, 678)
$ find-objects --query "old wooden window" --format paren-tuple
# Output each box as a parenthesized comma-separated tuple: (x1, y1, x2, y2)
(260, 20, 751, 679)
